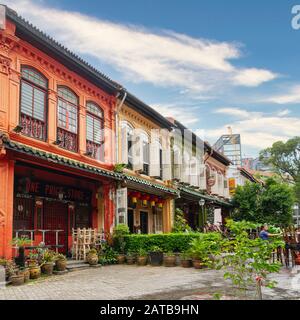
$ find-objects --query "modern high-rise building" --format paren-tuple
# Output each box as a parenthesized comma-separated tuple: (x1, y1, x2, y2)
(213, 128, 242, 167)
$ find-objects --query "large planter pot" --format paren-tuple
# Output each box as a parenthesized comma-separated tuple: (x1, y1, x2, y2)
(149, 252, 163, 266)
(27, 260, 38, 268)
(137, 256, 148, 266)
(126, 256, 136, 265)
(87, 254, 98, 266)
(164, 255, 176, 267)
(295, 254, 300, 265)
(117, 254, 126, 264)
(193, 259, 203, 269)
(41, 262, 54, 275)
(11, 274, 24, 286)
(181, 259, 192, 268)
(29, 266, 41, 279)
(55, 259, 67, 271)
(20, 268, 30, 282)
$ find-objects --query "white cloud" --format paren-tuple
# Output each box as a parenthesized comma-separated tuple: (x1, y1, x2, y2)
(4, 0, 278, 93)
(200, 107, 299, 150)
(214, 107, 260, 118)
(151, 103, 199, 125)
(233, 68, 277, 87)
(263, 85, 300, 104)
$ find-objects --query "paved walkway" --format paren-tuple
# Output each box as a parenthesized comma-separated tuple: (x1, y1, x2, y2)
(0, 265, 300, 300)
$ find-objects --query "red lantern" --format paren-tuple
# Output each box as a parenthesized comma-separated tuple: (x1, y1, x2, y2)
(157, 199, 165, 208)
(131, 191, 141, 204)
(141, 194, 150, 206)
(150, 196, 157, 207)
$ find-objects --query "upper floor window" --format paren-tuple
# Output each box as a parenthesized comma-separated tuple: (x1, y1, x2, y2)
(121, 121, 134, 170)
(86, 101, 104, 161)
(20, 67, 48, 141)
(141, 132, 150, 176)
(57, 86, 78, 152)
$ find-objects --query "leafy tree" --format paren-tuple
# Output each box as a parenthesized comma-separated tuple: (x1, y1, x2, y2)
(232, 178, 294, 227)
(172, 208, 192, 233)
(260, 137, 300, 202)
(216, 220, 284, 299)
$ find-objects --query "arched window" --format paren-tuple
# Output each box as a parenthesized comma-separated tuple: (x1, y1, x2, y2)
(121, 121, 134, 169)
(20, 66, 48, 140)
(57, 86, 78, 152)
(86, 101, 104, 161)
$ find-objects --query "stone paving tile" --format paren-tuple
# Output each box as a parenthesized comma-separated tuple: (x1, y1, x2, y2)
(0, 265, 299, 300)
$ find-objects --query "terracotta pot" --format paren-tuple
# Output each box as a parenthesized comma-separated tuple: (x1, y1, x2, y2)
(295, 254, 300, 265)
(29, 266, 41, 279)
(117, 254, 126, 264)
(126, 256, 136, 265)
(20, 268, 30, 282)
(193, 259, 203, 269)
(11, 274, 24, 286)
(149, 252, 163, 266)
(181, 259, 192, 268)
(55, 259, 67, 271)
(87, 254, 98, 266)
(164, 255, 176, 267)
(27, 260, 37, 268)
(41, 262, 54, 275)
(137, 256, 148, 266)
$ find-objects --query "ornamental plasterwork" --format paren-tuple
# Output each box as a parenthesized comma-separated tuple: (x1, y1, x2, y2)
(12, 42, 115, 108)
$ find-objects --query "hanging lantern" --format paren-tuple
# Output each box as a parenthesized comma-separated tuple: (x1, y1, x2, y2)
(157, 199, 164, 208)
(131, 191, 141, 204)
(150, 196, 156, 207)
(142, 194, 150, 206)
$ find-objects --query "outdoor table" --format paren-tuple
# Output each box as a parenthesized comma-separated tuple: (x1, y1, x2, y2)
(37, 229, 51, 244)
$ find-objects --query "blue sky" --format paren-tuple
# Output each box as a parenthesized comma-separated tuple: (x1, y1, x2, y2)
(6, 0, 300, 157)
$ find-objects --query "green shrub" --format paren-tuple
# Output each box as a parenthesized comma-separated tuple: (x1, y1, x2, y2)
(124, 233, 221, 253)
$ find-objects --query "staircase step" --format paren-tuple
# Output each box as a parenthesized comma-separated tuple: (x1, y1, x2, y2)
(66, 260, 90, 271)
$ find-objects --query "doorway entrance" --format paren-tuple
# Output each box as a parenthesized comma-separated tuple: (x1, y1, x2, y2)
(127, 209, 134, 233)
(43, 200, 68, 253)
(140, 211, 148, 234)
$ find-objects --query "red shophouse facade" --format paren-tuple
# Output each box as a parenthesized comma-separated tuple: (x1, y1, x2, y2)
(0, 6, 120, 259)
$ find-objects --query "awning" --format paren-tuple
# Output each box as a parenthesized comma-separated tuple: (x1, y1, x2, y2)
(178, 186, 233, 208)
(124, 174, 179, 197)
(3, 139, 123, 181)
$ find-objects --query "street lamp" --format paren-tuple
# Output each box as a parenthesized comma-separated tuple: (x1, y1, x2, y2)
(199, 199, 206, 230)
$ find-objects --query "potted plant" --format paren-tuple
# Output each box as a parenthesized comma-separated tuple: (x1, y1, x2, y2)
(41, 249, 55, 275)
(189, 239, 207, 269)
(113, 224, 130, 264)
(19, 266, 30, 283)
(87, 248, 99, 266)
(10, 269, 25, 286)
(149, 246, 163, 266)
(27, 251, 41, 279)
(12, 236, 31, 268)
(163, 252, 176, 267)
(136, 248, 148, 266)
(126, 252, 136, 265)
(180, 251, 192, 268)
(55, 253, 67, 271)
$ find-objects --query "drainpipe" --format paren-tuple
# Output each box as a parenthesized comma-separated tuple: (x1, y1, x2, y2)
(115, 89, 127, 165)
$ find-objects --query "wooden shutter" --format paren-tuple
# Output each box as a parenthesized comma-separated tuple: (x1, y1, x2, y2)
(173, 146, 182, 180)
(199, 164, 207, 190)
(162, 133, 172, 181)
(189, 157, 199, 187)
(120, 125, 128, 164)
(116, 188, 127, 225)
(182, 152, 190, 184)
(132, 130, 143, 172)
(149, 131, 160, 177)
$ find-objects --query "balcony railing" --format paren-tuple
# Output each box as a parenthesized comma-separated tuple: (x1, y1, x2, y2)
(21, 113, 46, 141)
(86, 140, 103, 161)
(57, 127, 77, 152)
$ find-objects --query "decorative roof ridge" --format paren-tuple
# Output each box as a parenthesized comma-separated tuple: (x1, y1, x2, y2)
(3, 138, 123, 179)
